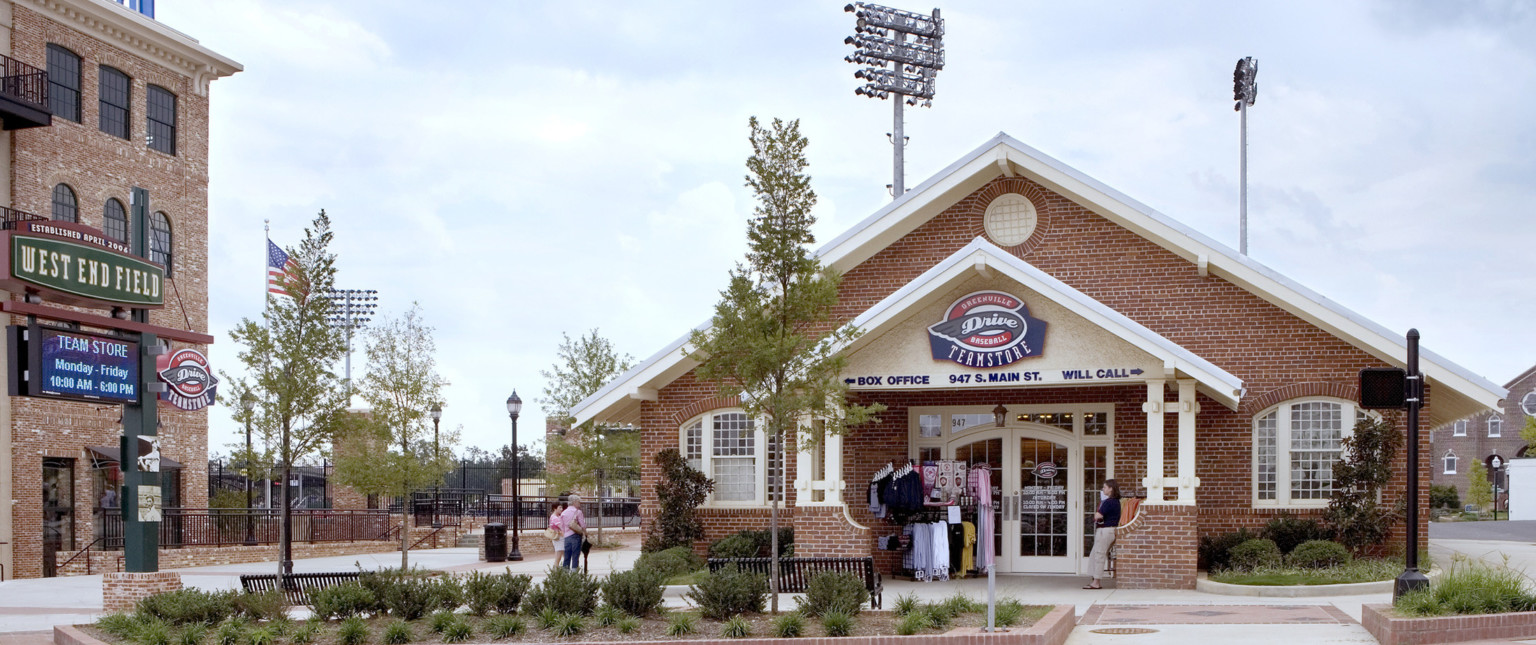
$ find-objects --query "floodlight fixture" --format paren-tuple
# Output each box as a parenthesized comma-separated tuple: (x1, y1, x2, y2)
(1232, 56, 1257, 255)
(323, 288, 380, 387)
(844, 2, 944, 199)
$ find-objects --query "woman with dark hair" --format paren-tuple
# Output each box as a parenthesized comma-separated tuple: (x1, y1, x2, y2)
(1084, 478, 1122, 589)
(546, 501, 568, 551)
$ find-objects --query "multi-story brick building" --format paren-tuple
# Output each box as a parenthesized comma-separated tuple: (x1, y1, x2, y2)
(572, 135, 1507, 589)
(0, 0, 238, 578)
(1431, 365, 1536, 505)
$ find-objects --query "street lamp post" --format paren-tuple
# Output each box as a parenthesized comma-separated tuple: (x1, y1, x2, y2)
(241, 394, 257, 546)
(431, 404, 443, 529)
(506, 391, 523, 561)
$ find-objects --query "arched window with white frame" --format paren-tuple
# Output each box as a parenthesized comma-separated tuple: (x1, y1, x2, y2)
(1443, 450, 1457, 475)
(680, 409, 781, 506)
(1253, 398, 1372, 507)
(1489, 416, 1502, 438)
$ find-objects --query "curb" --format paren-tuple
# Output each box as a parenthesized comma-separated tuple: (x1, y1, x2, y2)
(1195, 567, 1440, 598)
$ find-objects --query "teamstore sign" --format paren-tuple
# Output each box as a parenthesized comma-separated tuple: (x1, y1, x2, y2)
(32, 328, 139, 402)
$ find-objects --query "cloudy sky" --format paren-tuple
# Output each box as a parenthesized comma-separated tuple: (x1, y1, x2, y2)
(156, 1, 1536, 458)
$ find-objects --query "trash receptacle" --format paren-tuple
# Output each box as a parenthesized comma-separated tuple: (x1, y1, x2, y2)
(484, 523, 507, 562)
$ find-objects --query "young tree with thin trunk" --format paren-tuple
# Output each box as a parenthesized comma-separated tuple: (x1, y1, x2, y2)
(688, 117, 883, 612)
(332, 304, 453, 569)
(221, 210, 350, 586)
(541, 329, 634, 547)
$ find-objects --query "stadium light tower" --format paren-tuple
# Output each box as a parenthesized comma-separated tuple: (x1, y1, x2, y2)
(845, 3, 944, 199)
(323, 289, 378, 389)
(1233, 56, 1258, 255)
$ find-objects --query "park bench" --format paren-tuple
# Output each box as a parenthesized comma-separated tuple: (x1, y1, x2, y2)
(239, 572, 361, 605)
(707, 556, 883, 609)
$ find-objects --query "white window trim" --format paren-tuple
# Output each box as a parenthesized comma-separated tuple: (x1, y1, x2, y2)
(1488, 416, 1502, 438)
(1252, 397, 1368, 509)
(1443, 450, 1457, 475)
(680, 409, 772, 508)
(1453, 420, 1467, 437)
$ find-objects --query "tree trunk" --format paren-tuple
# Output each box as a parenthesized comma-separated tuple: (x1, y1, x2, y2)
(769, 429, 780, 614)
(400, 510, 409, 569)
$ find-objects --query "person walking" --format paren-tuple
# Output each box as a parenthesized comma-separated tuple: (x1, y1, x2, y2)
(1084, 478, 1122, 590)
(559, 494, 586, 570)
(546, 501, 567, 552)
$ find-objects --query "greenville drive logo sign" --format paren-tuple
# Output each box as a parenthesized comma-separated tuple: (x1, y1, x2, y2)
(157, 348, 217, 411)
(927, 291, 1047, 368)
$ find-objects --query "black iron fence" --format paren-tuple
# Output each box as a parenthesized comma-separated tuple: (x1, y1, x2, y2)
(0, 54, 47, 111)
(94, 508, 393, 550)
(482, 495, 642, 530)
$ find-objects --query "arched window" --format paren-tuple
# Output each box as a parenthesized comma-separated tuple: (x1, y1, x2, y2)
(680, 410, 780, 505)
(46, 44, 81, 122)
(1489, 416, 1503, 438)
(1253, 398, 1371, 507)
(1443, 451, 1457, 475)
(146, 85, 176, 155)
(99, 66, 131, 139)
(51, 184, 77, 222)
(150, 212, 172, 273)
(104, 198, 128, 243)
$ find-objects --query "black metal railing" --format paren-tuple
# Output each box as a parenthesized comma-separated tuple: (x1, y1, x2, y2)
(94, 508, 393, 550)
(1, 205, 47, 230)
(482, 495, 642, 530)
(0, 54, 47, 112)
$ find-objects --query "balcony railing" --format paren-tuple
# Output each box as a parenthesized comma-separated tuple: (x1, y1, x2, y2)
(94, 508, 395, 550)
(0, 54, 50, 130)
(1, 206, 47, 230)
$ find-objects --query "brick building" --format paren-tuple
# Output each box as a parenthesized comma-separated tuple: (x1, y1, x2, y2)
(571, 135, 1506, 588)
(1430, 365, 1536, 505)
(0, 0, 238, 578)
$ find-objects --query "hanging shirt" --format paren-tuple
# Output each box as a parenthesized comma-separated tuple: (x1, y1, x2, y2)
(961, 521, 976, 576)
(930, 521, 950, 581)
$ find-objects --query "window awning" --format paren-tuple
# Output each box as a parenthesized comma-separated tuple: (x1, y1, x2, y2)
(86, 445, 183, 470)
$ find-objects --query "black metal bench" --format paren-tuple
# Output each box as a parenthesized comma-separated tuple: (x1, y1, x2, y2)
(707, 556, 883, 609)
(239, 572, 361, 605)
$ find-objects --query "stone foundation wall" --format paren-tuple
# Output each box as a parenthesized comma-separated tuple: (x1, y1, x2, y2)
(1113, 504, 1197, 589)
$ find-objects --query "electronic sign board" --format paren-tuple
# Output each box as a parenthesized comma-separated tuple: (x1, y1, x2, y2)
(9, 326, 140, 403)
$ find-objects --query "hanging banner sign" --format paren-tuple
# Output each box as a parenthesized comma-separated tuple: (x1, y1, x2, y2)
(0, 230, 164, 308)
(928, 291, 1047, 368)
(157, 347, 217, 411)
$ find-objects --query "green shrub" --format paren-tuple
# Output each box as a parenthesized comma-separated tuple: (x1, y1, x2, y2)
(534, 607, 561, 632)
(601, 568, 664, 617)
(462, 571, 531, 616)
(482, 616, 524, 639)
(244, 627, 275, 645)
(795, 571, 868, 617)
(633, 546, 704, 581)
(523, 566, 600, 616)
(772, 612, 805, 638)
(135, 589, 236, 626)
(176, 624, 207, 645)
(1264, 514, 1331, 554)
(97, 614, 144, 640)
(709, 534, 760, 559)
(664, 612, 697, 636)
(214, 620, 246, 645)
(136, 619, 172, 645)
(380, 620, 412, 645)
(738, 528, 795, 558)
(1199, 528, 1259, 571)
(995, 599, 1025, 627)
(921, 604, 952, 629)
(267, 617, 292, 637)
(642, 449, 714, 553)
(311, 583, 375, 620)
(552, 614, 584, 638)
(289, 622, 319, 645)
(821, 610, 855, 637)
(439, 620, 471, 644)
(614, 616, 640, 634)
(426, 577, 463, 613)
(361, 570, 433, 620)
(336, 618, 368, 645)
(685, 566, 768, 620)
(427, 611, 457, 634)
(896, 612, 925, 635)
(1431, 484, 1461, 510)
(892, 593, 920, 617)
(1395, 560, 1536, 616)
(721, 614, 753, 638)
(1286, 540, 1352, 569)
(1228, 538, 1282, 572)
(232, 591, 285, 622)
(940, 593, 983, 616)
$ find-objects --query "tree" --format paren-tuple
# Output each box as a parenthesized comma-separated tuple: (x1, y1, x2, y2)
(1466, 460, 1494, 513)
(1522, 416, 1536, 452)
(221, 211, 350, 583)
(540, 329, 635, 547)
(331, 304, 453, 568)
(642, 449, 714, 553)
(687, 117, 883, 612)
(1324, 414, 1404, 553)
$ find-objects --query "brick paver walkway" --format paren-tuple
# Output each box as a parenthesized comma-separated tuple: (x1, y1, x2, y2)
(1080, 604, 1355, 625)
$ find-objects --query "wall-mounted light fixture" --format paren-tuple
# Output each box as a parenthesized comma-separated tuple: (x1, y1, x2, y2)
(993, 404, 1008, 428)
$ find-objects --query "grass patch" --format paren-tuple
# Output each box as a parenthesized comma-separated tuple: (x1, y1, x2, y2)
(662, 569, 709, 586)
(1395, 557, 1536, 617)
(1210, 557, 1401, 585)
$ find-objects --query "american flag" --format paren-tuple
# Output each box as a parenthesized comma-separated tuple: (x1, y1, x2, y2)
(267, 240, 295, 297)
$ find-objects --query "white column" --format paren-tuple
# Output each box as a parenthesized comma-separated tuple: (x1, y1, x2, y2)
(1142, 379, 1166, 502)
(823, 432, 845, 505)
(794, 428, 816, 504)
(1176, 379, 1201, 504)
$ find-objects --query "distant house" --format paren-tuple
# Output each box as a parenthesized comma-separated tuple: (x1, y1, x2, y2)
(1431, 364, 1536, 503)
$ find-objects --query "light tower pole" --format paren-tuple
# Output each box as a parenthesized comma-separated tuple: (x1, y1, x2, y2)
(1233, 56, 1258, 255)
(845, 3, 944, 199)
(323, 288, 378, 392)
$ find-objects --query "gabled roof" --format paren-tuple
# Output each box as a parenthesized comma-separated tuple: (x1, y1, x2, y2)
(572, 134, 1507, 427)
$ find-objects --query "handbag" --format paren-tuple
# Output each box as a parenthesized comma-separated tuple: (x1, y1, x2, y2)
(544, 527, 561, 542)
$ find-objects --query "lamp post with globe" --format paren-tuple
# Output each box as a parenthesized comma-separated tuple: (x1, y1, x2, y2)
(506, 391, 524, 561)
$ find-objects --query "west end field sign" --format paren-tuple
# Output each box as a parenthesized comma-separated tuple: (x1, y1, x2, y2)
(3, 231, 164, 308)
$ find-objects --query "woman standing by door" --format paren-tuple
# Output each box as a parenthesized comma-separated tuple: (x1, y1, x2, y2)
(1084, 478, 1121, 589)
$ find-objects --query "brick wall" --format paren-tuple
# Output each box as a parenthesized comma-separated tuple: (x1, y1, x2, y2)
(103, 571, 182, 613)
(1430, 366, 1535, 503)
(1113, 505, 1198, 589)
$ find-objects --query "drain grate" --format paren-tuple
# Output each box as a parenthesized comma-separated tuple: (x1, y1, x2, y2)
(1090, 627, 1160, 635)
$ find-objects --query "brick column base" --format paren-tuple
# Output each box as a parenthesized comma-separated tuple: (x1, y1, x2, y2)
(793, 505, 872, 558)
(1112, 504, 1197, 589)
(103, 571, 183, 613)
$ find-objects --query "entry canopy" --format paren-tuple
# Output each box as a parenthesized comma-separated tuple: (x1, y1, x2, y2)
(572, 133, 1506, 427)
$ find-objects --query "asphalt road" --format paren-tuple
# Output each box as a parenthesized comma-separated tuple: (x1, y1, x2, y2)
(1429, 519, 1536, 542)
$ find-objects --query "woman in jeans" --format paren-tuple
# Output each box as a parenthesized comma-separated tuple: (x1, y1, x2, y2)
(559, 494, 586, 569)
(1084, 479, 1122, 589)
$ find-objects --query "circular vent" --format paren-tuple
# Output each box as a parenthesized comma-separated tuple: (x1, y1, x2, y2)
(984, 193, 1038, 246)
(1523, 391, 1536, 417)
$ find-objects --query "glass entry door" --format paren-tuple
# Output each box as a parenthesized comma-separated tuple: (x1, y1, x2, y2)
(1010, 435, 1076, 573)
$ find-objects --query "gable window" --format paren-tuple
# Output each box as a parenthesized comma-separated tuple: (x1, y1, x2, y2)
(1443, 450, 1457, 475)
(1453, 420, 1467, 437)
(681, 410, 781, 505)
(104, 198, 128, 243)
(1254, 398, 1369, 507)
(52, 184, 77, 222)
(46, 45, 81, 122)
(146, 85, 176, 155)
(1489, 416, 1502, 438)
(99, 66, 130, 139)
(150, 211, 172, 273)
